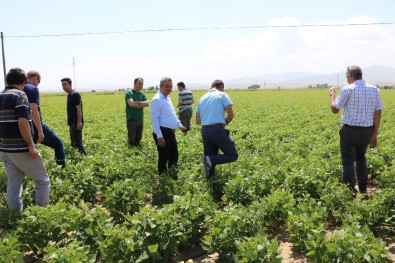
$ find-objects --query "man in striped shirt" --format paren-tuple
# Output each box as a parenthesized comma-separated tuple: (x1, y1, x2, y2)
(177, 82, 194, 132)
(0, 68, 50, 211)
(329, 65, 383, 195)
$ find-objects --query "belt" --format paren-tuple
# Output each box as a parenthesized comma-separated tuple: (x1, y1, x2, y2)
(202, 123, 225, 128)
(160, 126, 175, 132)
(344, 124, 373, 129)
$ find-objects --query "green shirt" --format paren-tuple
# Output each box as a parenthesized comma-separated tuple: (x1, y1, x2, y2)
(125, 89, 148, 121)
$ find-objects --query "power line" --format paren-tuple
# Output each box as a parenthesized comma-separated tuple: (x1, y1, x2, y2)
(5, 21, 395, 38)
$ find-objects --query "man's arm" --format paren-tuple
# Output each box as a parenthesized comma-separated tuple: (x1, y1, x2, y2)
(370, 110, 381, 148)
(30, 103, 44, 143)
(225, 106, 234, 125)
(196, 112, 201, 125)
(329, 87, 340, 113)
(177, 99, 182, 108)
(18, 117, 39, 159)
(127, 99, 149, 108)
(76, 104, 83, 130)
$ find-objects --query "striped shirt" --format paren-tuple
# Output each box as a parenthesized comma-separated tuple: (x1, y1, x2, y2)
(0, 86, 32, 152)
(178, 89, 193, 113)
(334, 80, 383, 127)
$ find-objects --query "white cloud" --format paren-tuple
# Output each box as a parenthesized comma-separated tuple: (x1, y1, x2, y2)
(193, 16, 395, 76)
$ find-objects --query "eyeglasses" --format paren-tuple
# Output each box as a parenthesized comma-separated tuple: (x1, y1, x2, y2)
(36, 76, 41, 83)
(346, 66, 352, 77)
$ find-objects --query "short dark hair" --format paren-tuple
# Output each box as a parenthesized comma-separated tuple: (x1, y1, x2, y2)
(211, 79, 224, 88)
(134, 77, 143, 84)
(347, 65, 362, 80)
(177, 82, 185, 88)
(61, 77, 72, 84)
(6, 68, 26, 86)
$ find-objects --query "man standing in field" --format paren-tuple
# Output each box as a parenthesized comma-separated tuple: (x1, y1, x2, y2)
(176, 81, 194, 132)
(0, 68, 50, 211)
(150, 77, 187, 176)
(196, 80, 238, 180)
(125, 77, 149, 147)
(24, 70, 66, 168)
(61, 77, 87, 155)
(329, 65, 383, 195)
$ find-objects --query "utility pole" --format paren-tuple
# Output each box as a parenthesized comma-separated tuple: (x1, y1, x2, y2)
(73, 57, 76, 88)
(1, 32, 6, 85)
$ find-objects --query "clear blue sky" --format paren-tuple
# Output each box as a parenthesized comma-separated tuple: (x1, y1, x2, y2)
(1, 0, 395, 91)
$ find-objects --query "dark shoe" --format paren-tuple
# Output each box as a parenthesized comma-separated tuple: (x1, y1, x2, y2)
(56, 160, 66, 169)
(203, 156, 214, 180)
(79, 147, 87, 155)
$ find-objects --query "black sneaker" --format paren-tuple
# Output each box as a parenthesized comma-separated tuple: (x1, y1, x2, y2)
(203, 156, 211, 178)
(79, 147, 87, 155)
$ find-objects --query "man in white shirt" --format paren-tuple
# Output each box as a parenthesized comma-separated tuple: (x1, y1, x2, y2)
(150, 77, 186, 176)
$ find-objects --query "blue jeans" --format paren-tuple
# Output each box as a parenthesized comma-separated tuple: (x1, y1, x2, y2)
(34, 122, 66, 166)
(202, 126, 238, 177)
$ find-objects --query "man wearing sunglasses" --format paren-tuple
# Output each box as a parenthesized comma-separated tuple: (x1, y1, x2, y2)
(329, 65, 383, 196)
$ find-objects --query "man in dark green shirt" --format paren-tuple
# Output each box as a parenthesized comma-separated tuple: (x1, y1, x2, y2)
(125, 77, 149, 146)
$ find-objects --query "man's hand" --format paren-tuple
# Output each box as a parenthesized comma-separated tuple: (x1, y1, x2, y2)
(180, 126, 187, 133)
(37, 132, 45, 144)
(157, 137, 165, 147)
(29, 146, 40, 159)
(76, 122, 83, 130)
(329, 87, 336, 96)
(370, 135, 378, 148)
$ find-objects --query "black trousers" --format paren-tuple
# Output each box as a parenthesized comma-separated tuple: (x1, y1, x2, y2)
(153, 127, 178, 174)
(340, 125, 373, 192)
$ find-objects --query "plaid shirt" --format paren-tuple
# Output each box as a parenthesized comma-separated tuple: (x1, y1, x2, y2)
(334, 80, 383, 127)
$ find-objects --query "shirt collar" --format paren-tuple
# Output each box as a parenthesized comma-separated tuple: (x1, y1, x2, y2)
(5, 85, 19, 90)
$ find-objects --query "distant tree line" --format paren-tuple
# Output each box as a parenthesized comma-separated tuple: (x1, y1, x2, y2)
(308, 83, 329, 89)
(247, 84, 260, 90)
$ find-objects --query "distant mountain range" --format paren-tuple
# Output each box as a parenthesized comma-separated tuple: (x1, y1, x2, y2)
(189, 65, 395, 89)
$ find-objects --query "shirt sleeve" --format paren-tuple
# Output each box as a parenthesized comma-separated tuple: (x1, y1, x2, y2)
(333, 88, 348, 110)
(222, 93, 233, 107)
(150, 97, 163, 138)
(71, 93, 82, 106)
(15, 93, 31, 119)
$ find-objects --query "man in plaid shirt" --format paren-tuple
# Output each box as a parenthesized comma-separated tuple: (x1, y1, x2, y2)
(329, 65, 383, 195)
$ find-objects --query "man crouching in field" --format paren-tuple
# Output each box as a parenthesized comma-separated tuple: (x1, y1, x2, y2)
(329, 65, 383, 196)
(0, 68, 50, 211)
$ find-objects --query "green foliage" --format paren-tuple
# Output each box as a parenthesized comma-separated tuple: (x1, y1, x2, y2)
(202, 203, 265, 259)
(103, 178, 146, 222)
(0, 233, 23, 263)
(1, 90, 395, 261)
(42, 240, 96, 263)
(287, 198, 327, 252)
(232, 236, 282, 263)
(321, 224, 390, 262)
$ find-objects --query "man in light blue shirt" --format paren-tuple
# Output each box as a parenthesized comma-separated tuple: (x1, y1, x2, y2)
(150, 77, 186, 176)
(196, 80, 238, 179)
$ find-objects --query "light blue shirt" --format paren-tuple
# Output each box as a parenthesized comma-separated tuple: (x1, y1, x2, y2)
(334, 80, 383, 127)
(150, 91, 182, 138)
(196, 88, 233, 125)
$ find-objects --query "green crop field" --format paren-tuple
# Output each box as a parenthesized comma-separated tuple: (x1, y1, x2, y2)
(1, 89, 395, 262)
